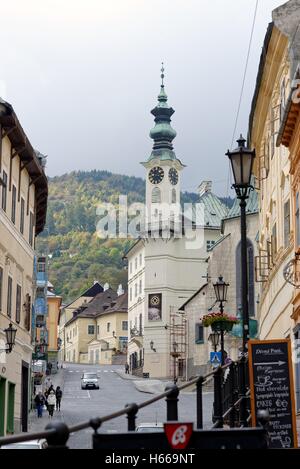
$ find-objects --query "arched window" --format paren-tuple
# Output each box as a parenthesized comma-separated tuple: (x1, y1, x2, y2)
(152, 187, 161, 204)
(171, 189, 176, 204)
(236, 240, 255, 317)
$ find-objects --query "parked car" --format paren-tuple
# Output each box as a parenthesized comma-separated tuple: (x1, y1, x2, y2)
(1, 439, 48, 449)
(81, 372, 99, 389)
(135, 423, 164, 433)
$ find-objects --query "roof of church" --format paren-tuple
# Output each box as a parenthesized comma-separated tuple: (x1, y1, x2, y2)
(194, 191, 229, 229)
(143, 65, 184, 166)
(223, 187, 258, 221)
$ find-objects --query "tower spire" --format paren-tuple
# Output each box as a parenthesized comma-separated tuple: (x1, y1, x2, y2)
(161, 62, 165, 87)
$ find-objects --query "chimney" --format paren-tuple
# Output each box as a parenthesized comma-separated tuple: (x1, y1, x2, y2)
(117, 284, 124, 296)
(103, 283, 110, 291)
(197, 181, 212, 198)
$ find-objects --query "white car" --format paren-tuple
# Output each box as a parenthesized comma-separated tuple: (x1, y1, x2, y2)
(135, 423, 164, 433)
(1, 439, 48, 449)
(81, 372, 99, 389)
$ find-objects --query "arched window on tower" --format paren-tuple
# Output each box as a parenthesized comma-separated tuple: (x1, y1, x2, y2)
(171, 189, 176, 204)
(236, 240, 255, 317)
(152, 187, 161, 204)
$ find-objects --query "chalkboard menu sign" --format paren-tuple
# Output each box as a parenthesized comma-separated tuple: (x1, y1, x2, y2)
(248, 340, 298, 449)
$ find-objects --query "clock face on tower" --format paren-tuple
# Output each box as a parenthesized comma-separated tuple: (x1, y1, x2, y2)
(169, 168, 178, 185)
(149, 167, 164, 185)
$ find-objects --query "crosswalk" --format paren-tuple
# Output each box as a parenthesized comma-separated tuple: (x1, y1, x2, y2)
(67, 369, 121, 373)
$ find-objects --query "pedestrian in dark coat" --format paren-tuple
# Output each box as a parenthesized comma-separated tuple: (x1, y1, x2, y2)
(56, 386, 63, 411)
(34, 392, 45, 418)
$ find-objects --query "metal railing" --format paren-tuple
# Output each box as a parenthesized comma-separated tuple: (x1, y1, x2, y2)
(0, 358, 253, 449)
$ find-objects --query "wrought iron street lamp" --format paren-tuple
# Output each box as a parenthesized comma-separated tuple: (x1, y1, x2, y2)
(226, 135, 256, 355)
(208, 331, 220, 353)
(213, 276, 229, 312)
(0, 323, 17, 353)
(213, 276, 229, 365)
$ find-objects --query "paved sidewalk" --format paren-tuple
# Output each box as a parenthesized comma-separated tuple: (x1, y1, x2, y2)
(28, 368, 65, 433)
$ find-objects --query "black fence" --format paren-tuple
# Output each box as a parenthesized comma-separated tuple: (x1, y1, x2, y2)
(0, 358, 268, 449)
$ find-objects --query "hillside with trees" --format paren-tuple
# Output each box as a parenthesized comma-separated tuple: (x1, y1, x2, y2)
(37, 170, 233, 303)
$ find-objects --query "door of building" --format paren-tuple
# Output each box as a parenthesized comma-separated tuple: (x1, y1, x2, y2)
(6, 382, 15, 434)
(21, 362, 29, 432)
(0, 377, 6, 436)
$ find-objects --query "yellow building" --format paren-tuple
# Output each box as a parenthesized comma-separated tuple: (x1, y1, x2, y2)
(64, 288, 128, 365)
(46, 283, 62, 373)
(58, 281, 103, 363)
(88, 291, 128, 365)
(249, 6, 296, 342)
(0, 99, 48, 435)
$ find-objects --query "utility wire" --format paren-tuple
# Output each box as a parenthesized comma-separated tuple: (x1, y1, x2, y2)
(226, 0, 259, 197)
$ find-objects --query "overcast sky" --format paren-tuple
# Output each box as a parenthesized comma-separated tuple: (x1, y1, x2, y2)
(0, 0, 283, 196)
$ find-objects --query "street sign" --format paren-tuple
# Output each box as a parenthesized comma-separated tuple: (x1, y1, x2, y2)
(210, 352, 222, 367)
(248, 339, 298, 449)
(164, 423, 193, 450)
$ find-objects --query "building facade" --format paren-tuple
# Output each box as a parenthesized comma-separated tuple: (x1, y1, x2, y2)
(0, 99, 48, 435)
(180, 189, 259, 378)
(46, 282, 62, 373)
(249, 3, 297, 345)
(64, 287, 127, 365)
(126, 77, 228, 379)
(58, 281, 103, 363)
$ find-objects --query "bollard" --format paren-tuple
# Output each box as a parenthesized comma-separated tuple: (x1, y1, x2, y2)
(196, 377, 204, 429)
(165, 384, 179, 421)
(45, 422, 70, 449)
(125, 403, 139, 431)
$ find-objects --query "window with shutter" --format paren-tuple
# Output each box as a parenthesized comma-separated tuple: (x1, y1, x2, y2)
(195, 324, 204, 344)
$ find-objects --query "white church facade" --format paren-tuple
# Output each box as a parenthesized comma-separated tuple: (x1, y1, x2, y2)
(126, 71, 228, 379)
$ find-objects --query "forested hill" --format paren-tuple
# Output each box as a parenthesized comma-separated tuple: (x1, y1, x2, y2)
(37, 170, 233, 303)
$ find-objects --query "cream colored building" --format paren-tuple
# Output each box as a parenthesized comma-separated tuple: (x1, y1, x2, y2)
(58, 281, 103, 363)
(64, 287, 128, 365)
(249, 2, 298, 342)
(88, 291, 128, 365)
(180, 190, 259, 378)
(126, 75, 228, 379)
(0, 99, 48, 435)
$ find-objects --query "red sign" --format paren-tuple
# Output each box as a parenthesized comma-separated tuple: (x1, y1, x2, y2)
(164, 423, 193, 450)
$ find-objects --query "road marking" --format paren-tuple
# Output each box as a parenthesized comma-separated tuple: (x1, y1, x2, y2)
(104, 370, 108, 373)
(110, 370, 115, 373)
(68, 371, 74, 373)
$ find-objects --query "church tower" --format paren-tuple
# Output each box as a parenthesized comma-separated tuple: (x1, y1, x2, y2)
(141, 65, 185, 227)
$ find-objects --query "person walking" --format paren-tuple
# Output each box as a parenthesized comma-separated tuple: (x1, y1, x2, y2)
(47, 389, 56, 418)
(125, 363, 130, 374)
(56, 386, 63, 411)
(34, 392, 45, 419)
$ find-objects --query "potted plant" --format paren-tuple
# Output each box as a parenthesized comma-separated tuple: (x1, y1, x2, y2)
(202, 312, 239, 332)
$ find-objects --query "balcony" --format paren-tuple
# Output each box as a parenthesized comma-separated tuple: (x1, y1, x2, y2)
(36, 315, 46, 328)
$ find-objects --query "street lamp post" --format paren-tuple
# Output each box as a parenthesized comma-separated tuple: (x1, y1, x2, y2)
(208, 331, 220, 353)
(0, 323, 17, 353)
(213, 276, 229, 366)
(227, 135, 255, 355)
